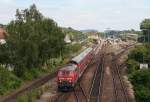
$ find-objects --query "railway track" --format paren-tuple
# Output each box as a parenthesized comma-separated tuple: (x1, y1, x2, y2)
(54, 92, 71, 102)
(54, 54, 100, 102)
(1, 42, 135, 102)
(54, 45, 104, 102)
(74, 83, 88, 102)
(111, 51, 129, 102)
(88, 53, 105, 102)
(55, 44, 134, 102)
(1, 45, 101, 102)
(1, 72, 57, 102)
(55, 83, 87, 102)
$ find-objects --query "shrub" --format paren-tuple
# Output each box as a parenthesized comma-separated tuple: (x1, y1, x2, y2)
(16, 89, 41, 102)
(130, 70, 150, 87)
(127, 44, 150, 102)
(127, 59, 139, 74)
(128, 46, 147, 62)
(129, 70, 150, 102)
(134, 86, 150, 102)
(0, 66, 22, 95)
(22, 68, 42, 80)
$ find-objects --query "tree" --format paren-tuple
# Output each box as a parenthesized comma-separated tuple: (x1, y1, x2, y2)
(127, 59, 139, 74)
(130, 70, 150, 102)
(63, 28, 84, 42)
(0, 4, 65, 77)
(140, 19, 150, 43)
(128, 46, 147, 63)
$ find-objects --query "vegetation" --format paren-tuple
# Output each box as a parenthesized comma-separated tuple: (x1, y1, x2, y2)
(62, 27, 87, 42)
(127, 45, 150, 102)
(129, 70, 150, 102)
(97, 32, 105, 38)
(0, 66, 22, 95)
(5, 4, 65, 77)
(16, 88, 41, 102)
(127, 19, 150, 102)
(0, 4, 83, 96)
(140, 19, 150, 43)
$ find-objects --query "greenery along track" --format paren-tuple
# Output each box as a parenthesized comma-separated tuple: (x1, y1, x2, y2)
(0, 4, 86, 101)
(1, 72, 56, 102)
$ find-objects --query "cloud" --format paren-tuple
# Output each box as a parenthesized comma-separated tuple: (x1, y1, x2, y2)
(0, 0, 150, 31)
(0, 0, 14, 4)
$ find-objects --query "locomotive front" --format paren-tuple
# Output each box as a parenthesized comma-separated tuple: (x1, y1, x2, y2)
(57, 64, 78, 91)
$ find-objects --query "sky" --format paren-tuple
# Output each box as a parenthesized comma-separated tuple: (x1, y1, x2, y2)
(0, 0, 150, 31)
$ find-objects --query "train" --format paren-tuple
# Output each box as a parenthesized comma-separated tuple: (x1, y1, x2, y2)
(57, 47, 96, 91)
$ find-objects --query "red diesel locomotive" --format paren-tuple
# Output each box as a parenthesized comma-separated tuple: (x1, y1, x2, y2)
(57, 47, 94, 90)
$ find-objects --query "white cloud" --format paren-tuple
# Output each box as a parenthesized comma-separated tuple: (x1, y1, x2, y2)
(0, 0, 14, 4)
(0, 0, 150, 31)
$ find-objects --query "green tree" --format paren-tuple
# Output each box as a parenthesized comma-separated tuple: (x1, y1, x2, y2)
(62, 27, 87, 42)
(0, 66, 22, 95)
(0, 4, 65, 77)
(140, 19, 150, 43)
(130, 70, 150, 102)
(128, 46, 146, 62)
(127, 59, 139, 74)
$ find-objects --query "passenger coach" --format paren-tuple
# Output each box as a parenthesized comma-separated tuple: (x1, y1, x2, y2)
(57, 47, 95, 91)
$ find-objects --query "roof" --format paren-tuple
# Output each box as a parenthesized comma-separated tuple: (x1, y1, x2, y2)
(59, 64, 77, 71)
(71, 47, 93, 64)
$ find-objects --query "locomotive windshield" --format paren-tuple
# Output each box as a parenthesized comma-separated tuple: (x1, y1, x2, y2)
(58, 70, 73, 76)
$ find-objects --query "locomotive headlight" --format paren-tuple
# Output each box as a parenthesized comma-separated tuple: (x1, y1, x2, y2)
(66, 78, 72, 80)
(59, 78, 64, 80)
(66, 78, 72, 83)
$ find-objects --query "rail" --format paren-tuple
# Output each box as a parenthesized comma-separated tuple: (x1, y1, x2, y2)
(74, 83, 88, 102)
(1, 72, 57, 102)
(111, 48, 130, 102)
(88, 53, 105, 102)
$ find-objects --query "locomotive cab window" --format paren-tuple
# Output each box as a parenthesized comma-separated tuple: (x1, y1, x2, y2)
(58, 71, 65, 75)
(58, 70, 73, 76)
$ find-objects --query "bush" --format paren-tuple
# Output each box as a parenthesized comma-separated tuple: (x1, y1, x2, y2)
(0, 66, 22, 95)
(128, 46, 147, 62)
(71, 43, 82, 53)
(16, 89, 41, 102)
(127, 44, 150, 102)
(127, 59, 139, 74)
(16, 94, 28, 102)
(130, 70, 150, 87)
(134, 86, 150, 102)
(22, 68, 42, 80)
(129, 70, 150, 102)
(63, 43, 82, 59)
